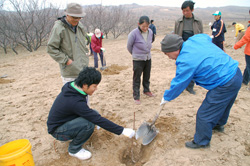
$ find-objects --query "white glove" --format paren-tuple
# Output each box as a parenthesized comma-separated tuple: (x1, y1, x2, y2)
(160, 97, 168, 106)
(122, 128, 135, 138)
(101, 47, 105, 52)
(210, 35, 214, 39)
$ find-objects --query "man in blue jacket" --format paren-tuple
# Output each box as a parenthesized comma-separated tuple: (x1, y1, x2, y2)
(211, 11, 226, 50)
(47, 67, 135, 160)
(160, 34, 242, 149)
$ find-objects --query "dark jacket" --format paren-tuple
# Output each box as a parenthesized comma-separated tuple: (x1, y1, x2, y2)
(47, 82, 124, 135)
(149, 24, 156, 35)
(174, 14, 203, 37)
(211, 18, 226, 42)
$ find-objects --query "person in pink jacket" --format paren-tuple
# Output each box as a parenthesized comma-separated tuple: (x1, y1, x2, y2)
(91, 29, 106, 69)
(234, 26, 250, 90)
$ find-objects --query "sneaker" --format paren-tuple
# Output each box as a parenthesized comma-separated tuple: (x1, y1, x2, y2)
(69, 148, 92, 160)
(185, 140, 210, 149)
(134, 100, 141, 105)
(213, 125, 224, 132)
(100, 66, 108, 70)
(143, 92, 156, 97)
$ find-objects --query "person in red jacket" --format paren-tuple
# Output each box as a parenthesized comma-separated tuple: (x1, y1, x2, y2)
(234, 26, 250, 90)
(91, 29, 106, 70)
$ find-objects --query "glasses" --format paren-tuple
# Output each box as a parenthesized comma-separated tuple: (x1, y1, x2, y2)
(71, 16, 82, 20)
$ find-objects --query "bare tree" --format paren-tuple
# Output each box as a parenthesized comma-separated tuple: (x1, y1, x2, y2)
(83, 5, 137, 39)
(0, 0, 59, 53)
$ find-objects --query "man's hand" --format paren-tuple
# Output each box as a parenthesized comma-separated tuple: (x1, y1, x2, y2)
(122, 128, 135, 138)
(66, 59, 73, 65)
(160, 97, 168, 106)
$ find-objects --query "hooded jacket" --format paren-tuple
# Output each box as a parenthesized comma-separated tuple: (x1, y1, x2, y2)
(47, 16, 89, 78)
(47, 82, 124, 135)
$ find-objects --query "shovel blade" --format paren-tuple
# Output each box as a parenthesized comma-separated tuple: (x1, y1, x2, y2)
(142, 128, 158, 145)
(135, 122, 150, 140)
(136, 122, 159, 145)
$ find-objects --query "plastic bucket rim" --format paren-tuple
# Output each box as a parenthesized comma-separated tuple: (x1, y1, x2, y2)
(0, 139, 31, 160)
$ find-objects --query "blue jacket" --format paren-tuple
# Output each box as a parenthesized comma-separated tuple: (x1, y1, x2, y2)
(211, 18, 226, 42)
(163, 34, 239, 101)
(47, 82, 124, 135)
(149, 24, 156, 35)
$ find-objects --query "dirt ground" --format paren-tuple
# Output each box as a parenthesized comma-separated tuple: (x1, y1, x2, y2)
(0, 25, 250, 166)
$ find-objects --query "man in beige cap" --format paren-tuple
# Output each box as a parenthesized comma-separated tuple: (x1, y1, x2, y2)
(47, 3, 89, 85)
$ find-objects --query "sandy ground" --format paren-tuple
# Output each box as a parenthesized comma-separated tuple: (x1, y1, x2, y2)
(0, 26, 250, 166)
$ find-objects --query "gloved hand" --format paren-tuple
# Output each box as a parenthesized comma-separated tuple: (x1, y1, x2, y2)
(160, 97, 168, 106)
(122, 128, 135, 138)
(210, 35, 214, 39)
(101, 47, 105, 52)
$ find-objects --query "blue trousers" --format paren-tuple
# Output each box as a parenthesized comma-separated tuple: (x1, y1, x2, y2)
(243, 54, 250, 85)
(194, 68, 242, 145)
(93, 50, 106, 68)
(51, 117, 95, 153)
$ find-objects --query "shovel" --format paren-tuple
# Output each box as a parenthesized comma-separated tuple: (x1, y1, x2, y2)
(136, 104, 165, 145)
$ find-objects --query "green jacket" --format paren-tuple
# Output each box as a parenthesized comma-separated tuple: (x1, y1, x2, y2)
(174, 14, 203, 36)
(47, 17, 89, 78)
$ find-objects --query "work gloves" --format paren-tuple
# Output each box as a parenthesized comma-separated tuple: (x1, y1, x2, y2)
(101, 47, 105, 52)
(160, 97, 168, 106)
(122, 128, 135, 138)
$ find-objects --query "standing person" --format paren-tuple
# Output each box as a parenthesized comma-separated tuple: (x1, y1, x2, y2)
(160, 34, 242, 149)
(47, 3, 89, 85)
(174, 0, 203, 95)
(91, 29, 106, 70)
(87, 32, 94, 56)
(149, 19, 156, 42)
(127, 16, 156, 105)
(211, 11, 227, 50)
(47, 67, 135, 160)
(234, 25, 250, 89)
(232, 22, 245, 42)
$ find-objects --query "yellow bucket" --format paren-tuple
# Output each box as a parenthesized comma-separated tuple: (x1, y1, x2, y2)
(0, 139, 35, 166)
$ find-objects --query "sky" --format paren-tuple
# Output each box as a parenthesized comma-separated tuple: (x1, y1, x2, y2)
(48, 0, 250, 9)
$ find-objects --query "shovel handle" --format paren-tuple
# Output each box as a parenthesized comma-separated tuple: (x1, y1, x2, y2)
(151, 104, 165, 125)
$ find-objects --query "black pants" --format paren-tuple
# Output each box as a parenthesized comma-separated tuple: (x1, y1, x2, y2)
(133, 60, 151, 100)
(213, 41, 224, 50)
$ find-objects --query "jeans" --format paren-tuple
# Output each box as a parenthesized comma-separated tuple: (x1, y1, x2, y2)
(133, 60, 151, 100)
(243, 54, 250, 85)
(51, 117, 95, 154)
(194, 68, 242, 145)
(93, 50, 106, 68)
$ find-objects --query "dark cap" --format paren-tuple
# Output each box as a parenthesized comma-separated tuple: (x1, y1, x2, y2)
(161, 34, 183, 53)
